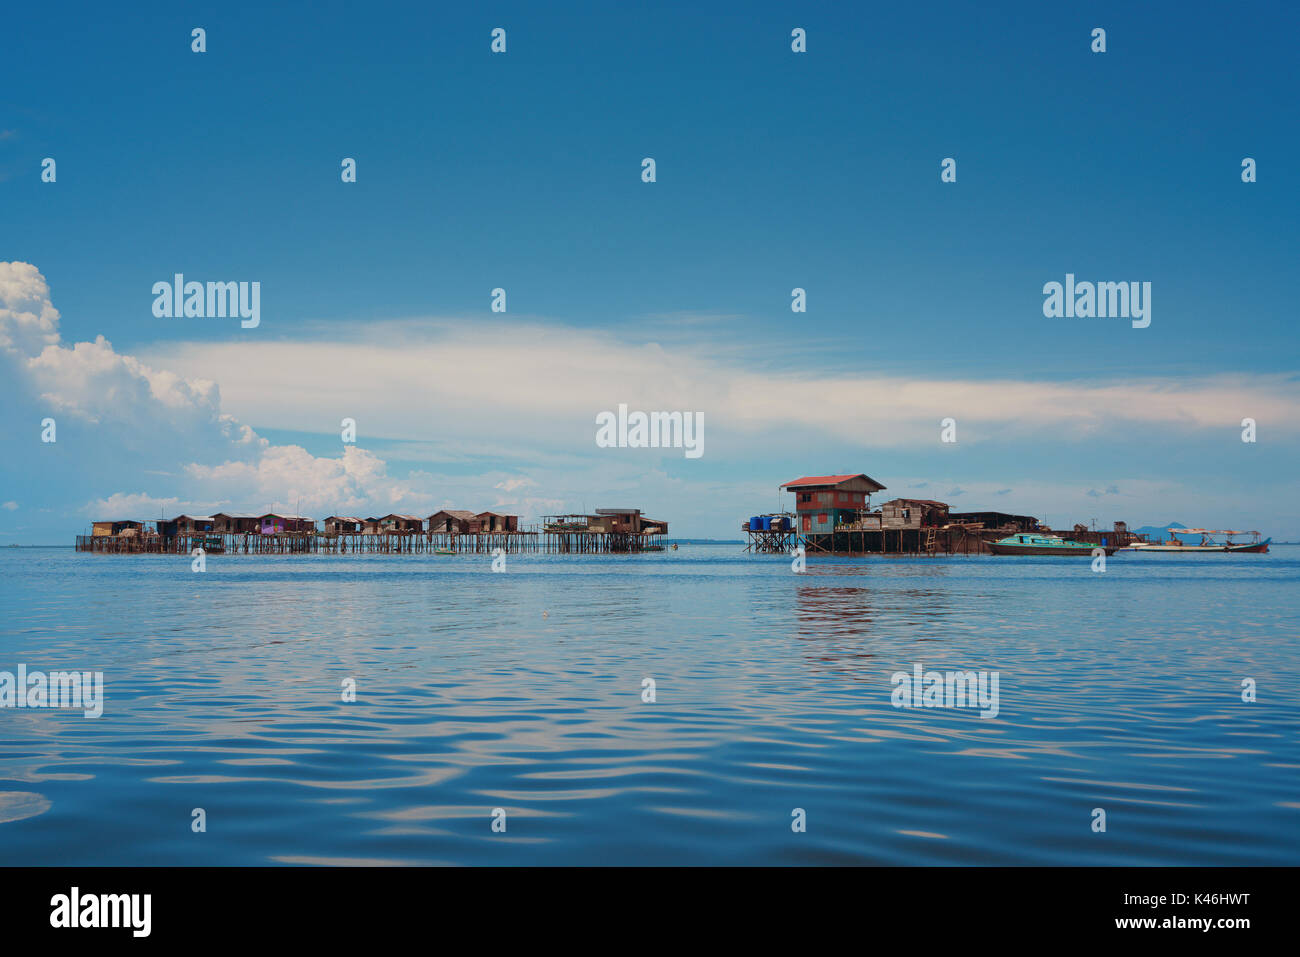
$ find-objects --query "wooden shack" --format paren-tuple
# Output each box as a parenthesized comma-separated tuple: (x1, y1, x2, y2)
(213, 512, 261, 534)
(541, 509, 666, 552)
(475, 511, 519, 533)
(379, 514, 424, 533)
(946, 511, 1039, 532)
(640, 517, 669, 535)
(592, 508, 644, 533)
(324, 516, 365, 535)
(91, 520, 143, 537)
(543, 514, 591, 533)
(781, 473, 887, 535)
(428, 510, 479, 534)
(880, 498, 950, 529)
(158, 515, 216, 537)
(259, 513, 314, 534)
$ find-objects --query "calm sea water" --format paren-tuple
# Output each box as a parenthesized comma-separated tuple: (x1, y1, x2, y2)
(1, 544, 1297, 866)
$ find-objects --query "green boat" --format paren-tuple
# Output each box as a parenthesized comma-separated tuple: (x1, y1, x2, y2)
(988, 533, 1117, 556)
(433, 547, 455, 555)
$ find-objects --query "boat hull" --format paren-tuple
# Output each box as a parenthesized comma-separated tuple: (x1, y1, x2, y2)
(988, 541, 1118, 556)
(1227, 539, 1270, 553)
(1131, 544, 1224, 552)
(1132, 537, 1270, 554)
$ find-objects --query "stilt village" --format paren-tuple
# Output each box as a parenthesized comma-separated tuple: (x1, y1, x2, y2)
(77, 472, 1147, 557)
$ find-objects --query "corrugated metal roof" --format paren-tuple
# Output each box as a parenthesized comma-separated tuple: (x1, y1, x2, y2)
(780, 473, 886, 491)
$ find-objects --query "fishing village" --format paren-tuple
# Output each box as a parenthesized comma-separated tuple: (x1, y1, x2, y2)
(743, 474, 1268, 555)
(742, 473, 1134, 555)
(75, 471, 1269, 557)
(77, 508, 670, 554)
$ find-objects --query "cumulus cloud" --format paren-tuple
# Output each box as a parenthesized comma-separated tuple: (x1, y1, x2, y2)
(0, 262, 61, 356)
(0, 262, 431, 523)
(1, 264, 257, 459)
(184, 445, 432, 517)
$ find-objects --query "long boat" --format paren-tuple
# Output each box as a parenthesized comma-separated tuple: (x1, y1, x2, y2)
(1129, 528, 1270, 554)
(988, 533, 1118, 556)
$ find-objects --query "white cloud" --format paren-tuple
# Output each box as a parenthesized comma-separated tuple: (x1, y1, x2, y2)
(138, 318, 1300, 450)
(494, 477, 536, 493)
(183, 445, 429, 517)
(84, 492, 182, 519)
(0, 263, 443, 523)
(0, 262, 61, 356)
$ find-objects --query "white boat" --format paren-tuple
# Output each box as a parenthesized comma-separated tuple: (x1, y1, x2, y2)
(1129, 528, 1270, 554)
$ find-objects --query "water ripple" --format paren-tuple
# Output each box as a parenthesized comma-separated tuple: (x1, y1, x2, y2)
(1, 546, 1297, 864)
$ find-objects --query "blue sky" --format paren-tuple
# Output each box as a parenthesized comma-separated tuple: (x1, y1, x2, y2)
(2, 1, 1298, 542)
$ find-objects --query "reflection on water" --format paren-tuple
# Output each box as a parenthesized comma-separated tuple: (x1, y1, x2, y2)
(0, 546, 1297, 865)
(794, 564, 956, 677)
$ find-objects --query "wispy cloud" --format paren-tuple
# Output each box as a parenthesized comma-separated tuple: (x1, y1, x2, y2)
(139, 317, 1300, 450)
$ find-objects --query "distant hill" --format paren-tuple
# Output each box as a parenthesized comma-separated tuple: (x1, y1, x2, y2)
(1132, 522, 1186, 536)
(1132, 522, 1195, 541)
